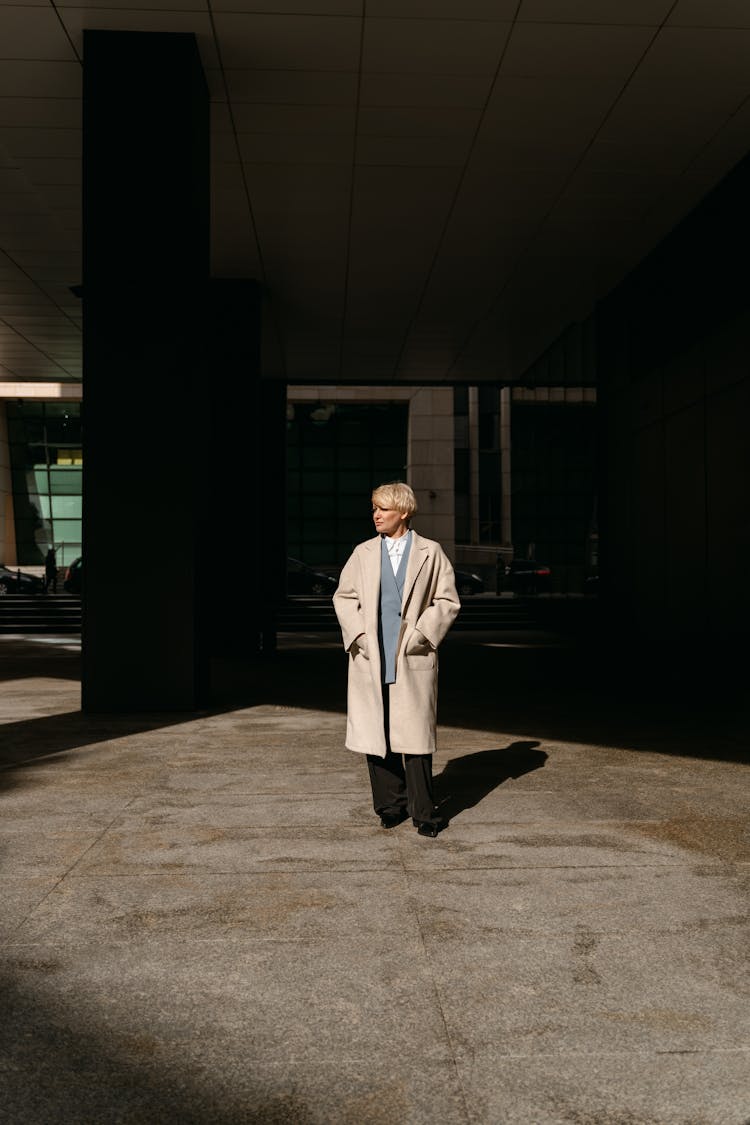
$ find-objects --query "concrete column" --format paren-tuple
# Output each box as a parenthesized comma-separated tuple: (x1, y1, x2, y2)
(207, 281, 284, 658)
(499, 386, 512, 549)
(0, 402, 16, 565)
(468, 386, 480, 544)
(82, 31, 209, 710)
(407, 388, 455, 560)
(207, 280, 263, 658)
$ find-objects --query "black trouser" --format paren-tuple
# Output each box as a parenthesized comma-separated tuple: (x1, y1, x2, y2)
(366, 684, 439, 826)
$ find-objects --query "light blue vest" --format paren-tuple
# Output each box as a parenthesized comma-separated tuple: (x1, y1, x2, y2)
(378, 531, 412, 685)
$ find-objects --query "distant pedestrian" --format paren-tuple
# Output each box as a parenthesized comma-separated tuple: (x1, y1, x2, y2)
(43, 548, 57, 594)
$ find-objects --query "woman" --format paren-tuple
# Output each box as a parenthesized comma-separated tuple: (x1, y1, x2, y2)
(333, 482, 460, 837)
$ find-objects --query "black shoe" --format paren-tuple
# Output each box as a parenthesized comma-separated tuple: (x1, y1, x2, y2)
(380, 809, 408, 829)
(416, 821, 440, 838)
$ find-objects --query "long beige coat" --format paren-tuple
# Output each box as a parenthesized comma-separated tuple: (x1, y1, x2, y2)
(333, 530, 460, 757)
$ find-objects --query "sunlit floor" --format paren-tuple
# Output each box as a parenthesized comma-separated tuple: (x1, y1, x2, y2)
(1, 631, 748, 1124)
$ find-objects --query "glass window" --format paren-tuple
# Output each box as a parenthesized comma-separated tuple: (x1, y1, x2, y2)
(303, 470, 335, 494)
(32, 468, 49, 493)
(304, 496, 335, 518)
(27, 445, 47, 468)
(287, 399, 407, 566)
(52, 519, 81, 545)
(44, 403, 79, 418)
(339, 471, 372, 495)
(49, 468, 82, 494)
(51, 495, 82, 520)
(31, 495, 51, 519)
(45, 417, 82, 445)
(338, 444, 369, 469)
(302, 446, 335, 469)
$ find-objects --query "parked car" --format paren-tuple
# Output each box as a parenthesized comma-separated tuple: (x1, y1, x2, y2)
(504, 559, 551, 594)
(0, 565, 44, 595)
(63, 556, 83, 594)
(584, 573, 598, 596)
(455, 570, 484, 596)
(287, 557, 337, 596)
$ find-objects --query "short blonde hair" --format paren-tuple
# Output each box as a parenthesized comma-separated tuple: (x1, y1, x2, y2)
(371, 481, 418, 518)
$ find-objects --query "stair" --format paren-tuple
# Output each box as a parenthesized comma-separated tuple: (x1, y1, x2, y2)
(276, 595, 533, 633)
(0, 594, 81, 635)
(0, 594, 544, 639)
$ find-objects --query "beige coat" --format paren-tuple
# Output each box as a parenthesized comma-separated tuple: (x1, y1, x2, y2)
(333, 531, 460, 757)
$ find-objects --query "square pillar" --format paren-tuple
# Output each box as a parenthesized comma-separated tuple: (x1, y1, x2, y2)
(82, 31, 209, 710)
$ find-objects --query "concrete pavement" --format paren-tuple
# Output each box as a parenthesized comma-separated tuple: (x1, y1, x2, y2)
(0, 631, 748, 1124)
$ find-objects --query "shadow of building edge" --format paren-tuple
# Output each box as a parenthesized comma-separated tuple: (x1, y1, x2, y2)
(0, 970, 318, 1125)
(1, 635, 747, 774)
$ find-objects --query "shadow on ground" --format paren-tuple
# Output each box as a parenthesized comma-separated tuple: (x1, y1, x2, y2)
(435, 740, 547, 825)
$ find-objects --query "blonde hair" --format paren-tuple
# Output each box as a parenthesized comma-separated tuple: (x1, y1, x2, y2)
(371, 481, 417, 518)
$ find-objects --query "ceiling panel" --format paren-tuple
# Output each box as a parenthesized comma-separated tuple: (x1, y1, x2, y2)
(358, 106, 481, 137)
(231, 103, 355, 134)
(56, 0, 204, 8)
(479, 73, 622, 145)
(0, 98, 81, 129)
(519, 0, 674, 22)
(212, 13, 361, 71)
(356, 134, 473, 167)
(213, 0, 360, 12)
(503, 21, 655, 78)
(668, 0, 750, 26)
(636, 26, 750, 89)
(360, 72, 493, 108)
(362, 18, 512, 75)
(369, 0, 517, 16)
(0, 61, 81, 98)
(238, 133, 353, 164)
(689, 98, 750, 174)
(0, 129, 81, 159)
(0, 6, 77, 59)
(223, 68, 358, 105)
(597, 85, 743, 147)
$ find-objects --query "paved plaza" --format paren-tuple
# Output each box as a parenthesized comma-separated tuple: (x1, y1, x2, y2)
(1, 631, 748, 1124)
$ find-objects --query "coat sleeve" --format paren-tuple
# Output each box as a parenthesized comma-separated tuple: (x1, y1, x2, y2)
(333, 550, 366, 652)
(414, 548, 461, 649)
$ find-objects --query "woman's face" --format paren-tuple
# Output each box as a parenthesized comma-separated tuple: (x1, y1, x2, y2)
(372, 503, 408, 538)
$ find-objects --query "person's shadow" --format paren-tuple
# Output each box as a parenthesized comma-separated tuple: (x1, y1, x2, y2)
(435, 740, 547, 826)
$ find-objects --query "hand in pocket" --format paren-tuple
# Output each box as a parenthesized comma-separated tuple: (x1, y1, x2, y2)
(405, 629, 432, 656)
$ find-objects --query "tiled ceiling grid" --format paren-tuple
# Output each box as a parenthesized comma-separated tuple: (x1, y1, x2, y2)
(1, 0, 750, 384)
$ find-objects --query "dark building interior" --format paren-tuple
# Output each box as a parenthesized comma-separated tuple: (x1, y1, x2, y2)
(0, 6, 747, 707)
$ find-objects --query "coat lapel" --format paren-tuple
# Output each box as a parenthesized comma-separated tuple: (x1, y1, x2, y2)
(401, 530, 428, 611)
(362, 536, 382, 629)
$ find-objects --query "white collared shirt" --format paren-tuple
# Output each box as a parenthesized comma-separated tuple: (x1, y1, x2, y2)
(384, 529, 410, 575)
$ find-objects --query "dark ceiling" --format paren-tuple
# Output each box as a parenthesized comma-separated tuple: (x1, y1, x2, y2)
(2, 0, 750, 385)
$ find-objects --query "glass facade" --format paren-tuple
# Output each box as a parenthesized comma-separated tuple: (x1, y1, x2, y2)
(7, 401, 82, 566)
(511, 402, 597, 586)
(287, 401, 408, 567)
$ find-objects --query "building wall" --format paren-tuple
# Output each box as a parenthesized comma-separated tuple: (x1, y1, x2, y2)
(406, 387, 454, 558)
(598, 152, 750, 645)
